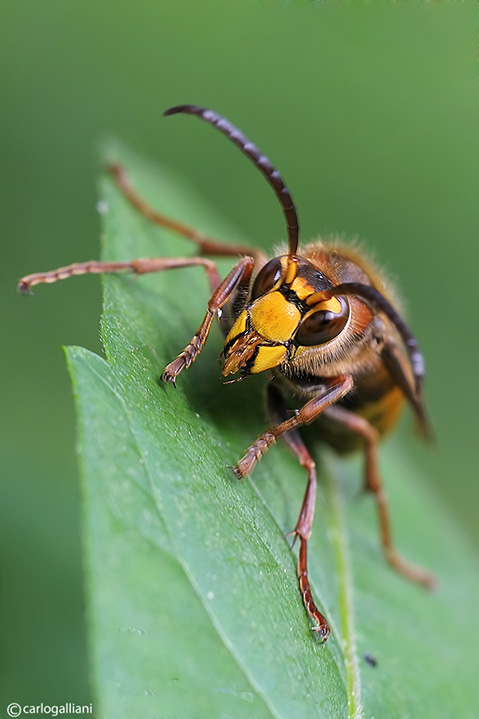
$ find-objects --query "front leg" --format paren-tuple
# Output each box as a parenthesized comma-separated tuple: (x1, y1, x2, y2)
(233, 375, 353, 479)
(161, 256, 254, 384)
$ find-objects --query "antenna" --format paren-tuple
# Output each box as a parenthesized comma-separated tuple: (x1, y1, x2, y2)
(164, 104, 299, 255)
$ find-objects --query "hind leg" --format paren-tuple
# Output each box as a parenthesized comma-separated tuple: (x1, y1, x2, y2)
(325, 404, 435, 589)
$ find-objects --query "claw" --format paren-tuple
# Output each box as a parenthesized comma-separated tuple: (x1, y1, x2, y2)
(312, 623, 330, 642)
(232, 466, 245, 480)
(17, 281, 33, 295)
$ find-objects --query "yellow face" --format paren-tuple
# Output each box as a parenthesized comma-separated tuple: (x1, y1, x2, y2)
(222, 294, 294, 377)
(221, 256, 351, 378)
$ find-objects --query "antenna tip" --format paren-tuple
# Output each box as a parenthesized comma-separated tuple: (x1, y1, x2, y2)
(163, 104, 201, 118)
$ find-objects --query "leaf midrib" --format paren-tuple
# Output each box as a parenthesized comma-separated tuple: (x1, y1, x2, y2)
(325, 466, 362, 719)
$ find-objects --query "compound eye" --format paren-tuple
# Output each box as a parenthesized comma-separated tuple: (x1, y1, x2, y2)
(251, 257, 282, 300)
(295, 302, 348, 346)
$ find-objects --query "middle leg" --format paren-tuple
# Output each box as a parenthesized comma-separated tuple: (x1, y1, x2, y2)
(266, 382, 330, 640)
(108, 163, 268, 265)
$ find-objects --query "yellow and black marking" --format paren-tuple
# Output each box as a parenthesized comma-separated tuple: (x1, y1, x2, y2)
(222, 255, 353, 377)
(18, 102, 435, 643)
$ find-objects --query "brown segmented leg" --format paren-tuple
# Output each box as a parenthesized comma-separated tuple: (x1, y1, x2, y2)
(19, 158, 269, 294)
(18, 256, 222, 295)
(234, 375, 353, 479)
(20, 253, 254, 383)
(161, 256, 255, 384)
(324, 404, 436, 589)
(298, 539, 329, 640)
(267, 383, 330, 640)
(108, 163, 268, 265)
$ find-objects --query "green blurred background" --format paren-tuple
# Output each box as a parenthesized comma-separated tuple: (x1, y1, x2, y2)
(2, 0, 478, 709)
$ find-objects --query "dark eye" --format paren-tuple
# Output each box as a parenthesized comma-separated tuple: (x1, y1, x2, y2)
(251, 257, 282, 299)
(295, 306, 348, 346)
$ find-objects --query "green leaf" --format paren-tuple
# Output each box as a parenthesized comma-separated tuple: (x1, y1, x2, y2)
(66, 144, 479, 718)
